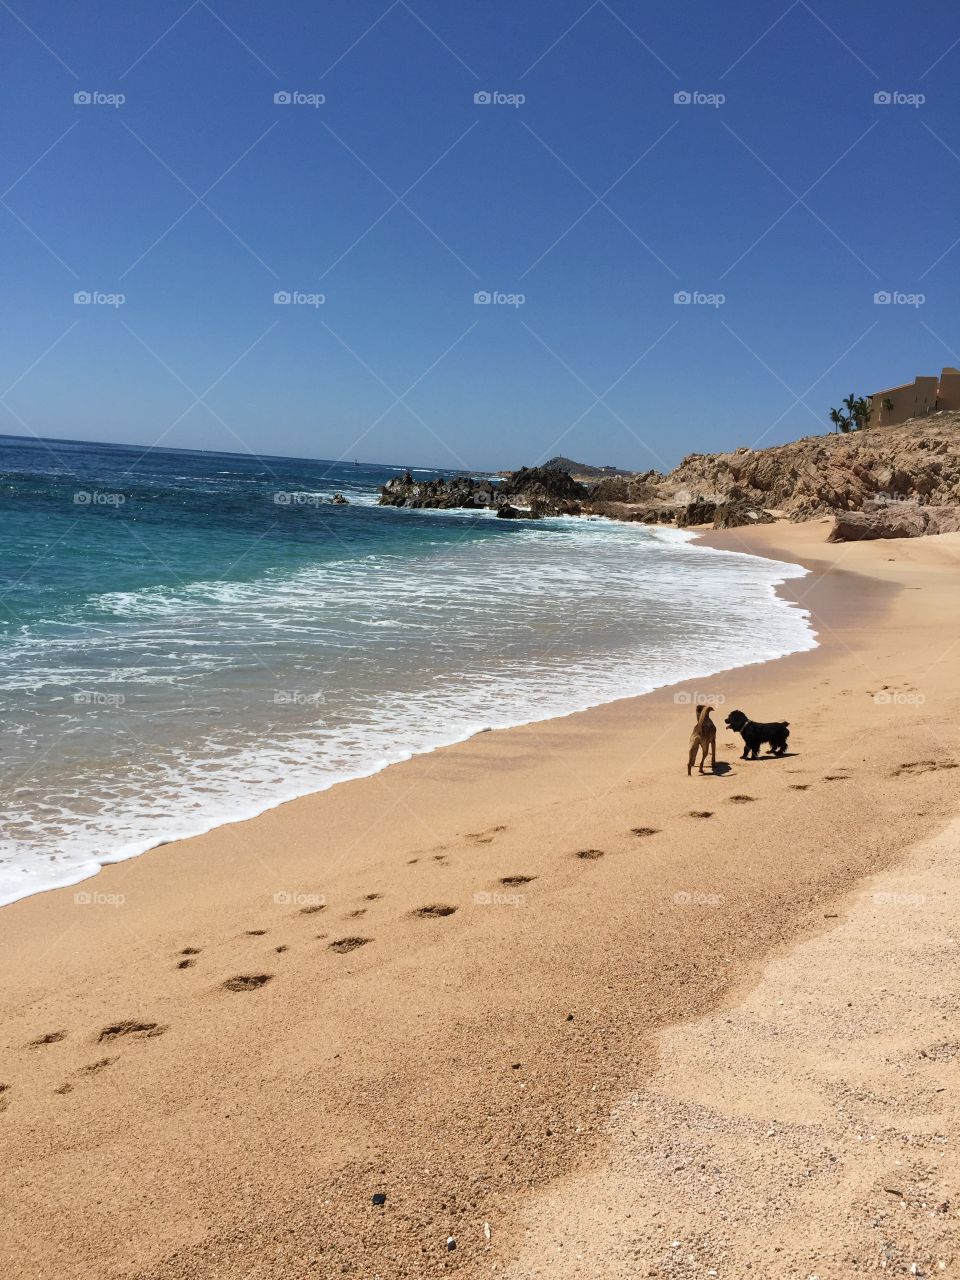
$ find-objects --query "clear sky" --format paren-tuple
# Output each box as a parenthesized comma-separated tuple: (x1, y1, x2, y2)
(2, 0, 958, 473)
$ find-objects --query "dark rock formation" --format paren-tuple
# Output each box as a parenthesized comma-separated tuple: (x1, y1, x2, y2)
(379, 472, 498, 510)
(379, 465, 586, 517)
(498, 466, 587, 516)
(713, 501, 776, 529)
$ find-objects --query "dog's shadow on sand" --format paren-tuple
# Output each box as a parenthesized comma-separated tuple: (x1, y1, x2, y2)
(706, 754, 799, 776)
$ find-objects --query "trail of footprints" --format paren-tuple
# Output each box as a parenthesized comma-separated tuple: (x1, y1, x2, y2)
(15, 765, 926, 1107)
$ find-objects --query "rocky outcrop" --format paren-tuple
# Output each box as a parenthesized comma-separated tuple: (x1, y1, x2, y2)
(380, 412, 960, 540)
(379, 472, 498, 510)
(379, 466, 587, 518)
(588, 472, 663, 505)
(498, 466, 587, 515)
(827, 503, 960, 542)
(638, 413, 960, 522)
(674, 498, 775, 530)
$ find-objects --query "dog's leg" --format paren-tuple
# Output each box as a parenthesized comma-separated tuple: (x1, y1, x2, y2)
(710, 735, 717, 772)
(687, 740, 698, 776)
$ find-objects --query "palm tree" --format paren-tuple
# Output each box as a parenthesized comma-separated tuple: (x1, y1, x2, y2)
(853, 396, 873, 430)
(829, 407, 845, 434)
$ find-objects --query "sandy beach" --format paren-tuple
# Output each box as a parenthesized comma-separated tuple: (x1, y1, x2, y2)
(2, 519, 959, 1279)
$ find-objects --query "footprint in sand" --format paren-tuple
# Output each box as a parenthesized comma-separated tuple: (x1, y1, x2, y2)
(344, 908, 367, 919)
(180, 946, 201, 956)
(894, 760, 958, 777)
(299, 903, 326, 915)
(78, 1056, 117, 1076)
(465, 825, 507, 844)
(99, 1021, 165, 1043)
(407, 858, 420, 865)
(823, 775, 850, 782)
(433, 854, 448, 863)
(789, 784, 811, 791)
(0, 1084, 10, 1110)
(500, 875, 536, 886)
(176, 958, 195, 970)
(328, 936, 371, 954)
(630, 826, 660, 837)
(274, 944, 289, 953)
(575, 849, 604, 860)
(28, 1030, 67, 1047)
(245, 929, 268, 936)
(689, 810, 714, 819)
(412, 904, 457, 918)
(223, 974, 274, 992)
(364, 893, 382, 901)
(728, 795, 756, 804)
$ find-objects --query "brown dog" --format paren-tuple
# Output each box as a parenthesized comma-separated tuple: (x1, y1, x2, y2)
(687, 705, 717, 775)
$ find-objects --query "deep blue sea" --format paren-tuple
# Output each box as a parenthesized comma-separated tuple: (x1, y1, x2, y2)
(0, 434, 816, 905)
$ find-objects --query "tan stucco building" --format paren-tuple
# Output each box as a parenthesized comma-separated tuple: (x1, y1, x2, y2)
(871, 367, 960, 426)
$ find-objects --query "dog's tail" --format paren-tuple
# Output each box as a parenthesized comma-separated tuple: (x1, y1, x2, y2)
(695, 704, 713, 725)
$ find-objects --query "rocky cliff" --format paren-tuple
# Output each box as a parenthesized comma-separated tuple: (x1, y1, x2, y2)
(379, 412, 960, 539)
(621, 411, 960, 521)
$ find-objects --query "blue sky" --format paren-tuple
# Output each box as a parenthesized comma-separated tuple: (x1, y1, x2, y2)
(2, 0, 958, 472)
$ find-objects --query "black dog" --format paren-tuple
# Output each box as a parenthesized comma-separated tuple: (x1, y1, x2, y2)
(724, 709, 790, 759)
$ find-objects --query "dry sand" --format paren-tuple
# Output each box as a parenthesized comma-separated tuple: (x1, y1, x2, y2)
(1, 519, 958, 1279)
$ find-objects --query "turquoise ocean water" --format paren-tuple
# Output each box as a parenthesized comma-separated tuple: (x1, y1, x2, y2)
(0, 434, 816, 905)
